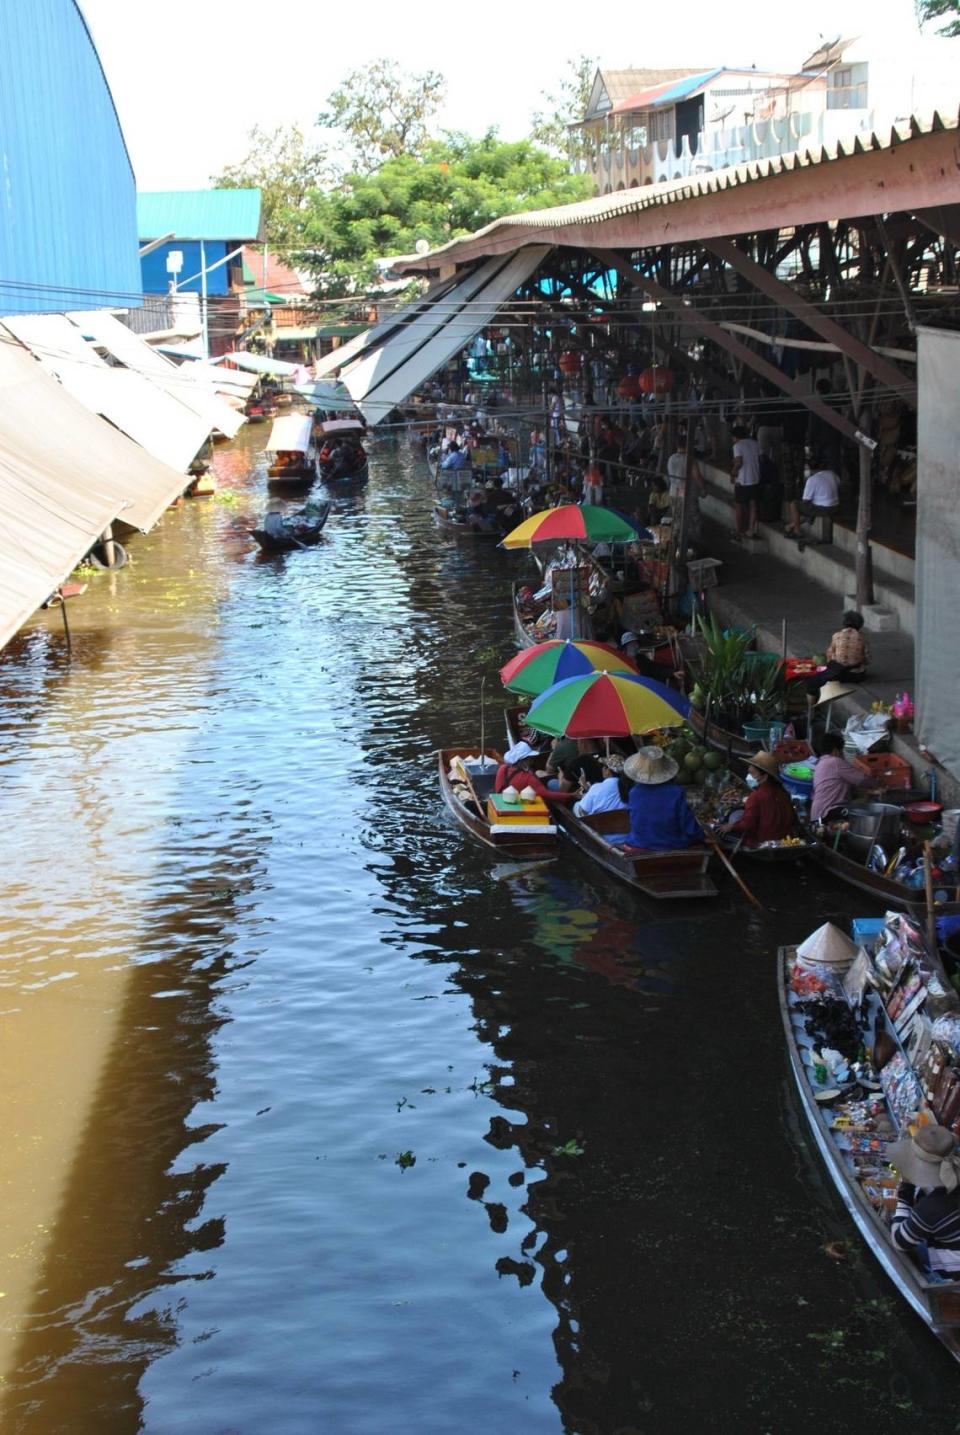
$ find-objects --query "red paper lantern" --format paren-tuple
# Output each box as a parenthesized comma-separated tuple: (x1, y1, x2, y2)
(558, 350, 581, 375)
(617, 374, 641, 400)
(638, 366, 675, 395)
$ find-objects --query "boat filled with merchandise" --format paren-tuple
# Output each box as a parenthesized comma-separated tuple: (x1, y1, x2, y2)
(780, 911, 960, 1360)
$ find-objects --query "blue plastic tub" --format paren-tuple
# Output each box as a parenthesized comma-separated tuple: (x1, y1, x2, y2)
(851, 917, 885, 948)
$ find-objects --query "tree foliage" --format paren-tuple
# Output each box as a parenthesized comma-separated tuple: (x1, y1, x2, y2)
(211, 125, 328, 252)
(318, 59, 445, 170)
(299, 132, 592, 297)
(915, 0, 960, 34)
(530, 56, 598, 160)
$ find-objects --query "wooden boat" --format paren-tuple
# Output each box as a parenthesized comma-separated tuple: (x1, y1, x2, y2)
(808, 837, 960, 917)
(779, 941, 960, 1364)
(315, 420, 368, 483)
(438, 747, 558, 859)
(503, 706, 716, 900)
(433, 503, 501, 540)
(266, 414, 314, 485)
(251, 501, 331, 554)
(721, 835, 814, 863)
(689, 707, 757, 761)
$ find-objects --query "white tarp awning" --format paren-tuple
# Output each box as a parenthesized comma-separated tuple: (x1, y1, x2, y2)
(67, 310, 245, 439)
(341, 247, 550, 425)
(178, 360, 258, 398)
(0, 335, 192, 649)
(3, 314, 212, 472)
(312, 274, 459, 379)
(266, 414, 312, 453)
(218, 351, 299, 376)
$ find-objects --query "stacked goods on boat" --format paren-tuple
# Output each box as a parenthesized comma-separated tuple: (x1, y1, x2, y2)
(487, 788, 552, 831)
(782, 912, 960, 1358)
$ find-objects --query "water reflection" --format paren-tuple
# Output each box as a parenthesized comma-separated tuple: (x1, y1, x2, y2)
(1, 431, 959, 1433)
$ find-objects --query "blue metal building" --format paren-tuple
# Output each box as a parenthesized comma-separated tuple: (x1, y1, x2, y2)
(137, 191, 263, 297)
(0, 0, 142, 315)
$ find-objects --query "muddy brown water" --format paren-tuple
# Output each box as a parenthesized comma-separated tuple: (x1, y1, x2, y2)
(0, 429, 957, 1433)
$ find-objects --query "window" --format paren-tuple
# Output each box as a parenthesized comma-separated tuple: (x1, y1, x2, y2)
(827, 61, 868, 110)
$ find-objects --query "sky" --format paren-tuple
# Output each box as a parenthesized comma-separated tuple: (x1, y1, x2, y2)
(80, 0, 933, 191)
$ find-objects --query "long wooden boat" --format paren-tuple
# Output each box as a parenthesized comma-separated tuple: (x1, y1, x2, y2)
(779, 941, 960, 1363)
(721, 835, 815, 863)
(251, 501, 331, 554)
(438, 747, 558, 860)
(808, 838, 960, 917)
(503, 706, 716, 900)
(433, 504, 501, 540)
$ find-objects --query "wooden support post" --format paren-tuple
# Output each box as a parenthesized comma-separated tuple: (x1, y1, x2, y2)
(100, 524, 116, 569)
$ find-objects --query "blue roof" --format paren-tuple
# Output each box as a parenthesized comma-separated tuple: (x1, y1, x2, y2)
(649, 69, 724, 107)
(137, 189, 263, 241)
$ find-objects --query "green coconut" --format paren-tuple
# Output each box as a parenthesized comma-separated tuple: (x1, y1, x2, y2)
(684, 750, 704, 771)
(703, 751, 723, 771)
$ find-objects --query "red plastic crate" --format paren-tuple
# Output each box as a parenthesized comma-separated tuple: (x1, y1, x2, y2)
(853, 752, 913, 789)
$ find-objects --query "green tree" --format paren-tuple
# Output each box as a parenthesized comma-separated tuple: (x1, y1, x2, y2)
(299, 132, 591, 297)
(318, 59, 445, 170)
(211, 125, 328, 252)
(915, 0, 960, 33)
(530, 56, 598, 160)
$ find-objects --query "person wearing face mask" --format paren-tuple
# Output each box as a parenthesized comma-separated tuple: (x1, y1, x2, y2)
(715, 751, 798, 848)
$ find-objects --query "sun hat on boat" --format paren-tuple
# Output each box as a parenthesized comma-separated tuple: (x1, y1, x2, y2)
(602, 753, 625, 774)
(620, 631, 638, 647)
(888, 1124, 960, 1192)
(503, 740, 540, 763)
(500, 785, 520, 803)
(795, 922, 858, 969)
(747, 750, 781, 779)
(519, 786, 538, 802)
(816, 680, 857, 707)
(623, 746, 678, 785)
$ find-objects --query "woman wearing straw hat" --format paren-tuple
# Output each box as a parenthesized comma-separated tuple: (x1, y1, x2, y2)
(715, 751, 798, 849)
(889, 1126, 960, 1279)
(609, 746, 704, 852)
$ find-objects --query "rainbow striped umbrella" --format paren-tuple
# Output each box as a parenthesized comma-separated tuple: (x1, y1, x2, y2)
(501, 505, 650, 549)
(526, 670, 689, 738)
(499, 639, 638, 698)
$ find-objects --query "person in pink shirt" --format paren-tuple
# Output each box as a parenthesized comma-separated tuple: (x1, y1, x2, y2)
(810, 732, 874, 822)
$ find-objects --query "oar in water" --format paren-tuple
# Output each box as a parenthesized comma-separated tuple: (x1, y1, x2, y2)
(708, 840, 766, 911)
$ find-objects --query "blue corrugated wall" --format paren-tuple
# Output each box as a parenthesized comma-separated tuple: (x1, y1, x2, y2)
(0, 0, 142, 314)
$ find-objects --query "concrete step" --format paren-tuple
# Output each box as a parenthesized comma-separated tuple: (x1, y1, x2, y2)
(699, 484, 916, 637)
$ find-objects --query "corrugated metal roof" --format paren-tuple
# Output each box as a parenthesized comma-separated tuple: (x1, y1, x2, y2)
(396, 109, 960, 273)
(616, 69, 724, 114)
(137, 189, 263, 241)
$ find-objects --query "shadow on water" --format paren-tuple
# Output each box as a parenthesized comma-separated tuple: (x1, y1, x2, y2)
(2, 432, 959, 1433)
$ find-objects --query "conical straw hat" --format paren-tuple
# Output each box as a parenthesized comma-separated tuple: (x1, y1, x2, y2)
(796, 922, 858, 968)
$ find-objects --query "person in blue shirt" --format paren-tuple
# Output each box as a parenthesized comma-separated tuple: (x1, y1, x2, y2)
(441, 442, 470, 471)
(608, 746, 704, 851)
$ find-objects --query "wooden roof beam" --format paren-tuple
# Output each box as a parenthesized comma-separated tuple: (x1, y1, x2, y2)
(596, 247, 862, 446)
(703, 235, 917, 406)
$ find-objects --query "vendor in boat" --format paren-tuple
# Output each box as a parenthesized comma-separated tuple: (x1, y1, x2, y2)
(715, 751, 798, 848)
(607, 747, 704, 851)
(441, 441, 471, 471)
(495, 742, 574, 804)
(540, 737, 602, 792)
(810, 732, 874, 823)
(806, 611, 870, 698)
(890, 1125, 960, 1280)
(573, 754, 629, 818)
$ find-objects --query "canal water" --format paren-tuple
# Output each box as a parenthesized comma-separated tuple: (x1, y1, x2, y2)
(1, 430, 958, 1433)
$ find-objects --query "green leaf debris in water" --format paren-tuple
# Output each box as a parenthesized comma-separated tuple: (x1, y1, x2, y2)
(395, 1150, 416, 1171)
(552, 1140, 585, 1158)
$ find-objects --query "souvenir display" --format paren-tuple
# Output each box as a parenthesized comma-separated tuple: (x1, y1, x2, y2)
(780, 911, 960, 1363)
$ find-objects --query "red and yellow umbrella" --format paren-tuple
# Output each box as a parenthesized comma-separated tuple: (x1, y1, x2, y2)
(499, 639, 638, 698)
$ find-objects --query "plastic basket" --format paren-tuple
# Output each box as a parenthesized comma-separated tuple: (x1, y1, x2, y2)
(852, 753, 912, 789)
(688, 558, 722, 590)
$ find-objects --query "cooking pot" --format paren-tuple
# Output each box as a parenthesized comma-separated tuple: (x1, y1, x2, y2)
(905, 800, 943, 825)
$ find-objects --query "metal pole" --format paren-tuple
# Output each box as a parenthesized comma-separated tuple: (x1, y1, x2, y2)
(58, 592, 72, 653)
(101, 523, 116, 569)
(855, 412, 874, 609)
(200, 238, 209, 360)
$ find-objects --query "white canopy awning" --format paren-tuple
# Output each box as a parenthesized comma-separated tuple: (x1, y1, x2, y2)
(266, 414, 312, 453)
(312, 274, 459, 379)
(178, 360, 258, 398)
(0, 334, 193, 650)
(340, 247, 550, 425)
(67, 311, 245, 439)
(218, 351, 299, 376)
(3, 314, 212, 472)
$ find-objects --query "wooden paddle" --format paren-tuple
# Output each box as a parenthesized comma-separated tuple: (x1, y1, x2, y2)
(708, 840, 766, 911)
(452, 756, 486, 820)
